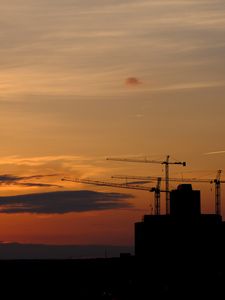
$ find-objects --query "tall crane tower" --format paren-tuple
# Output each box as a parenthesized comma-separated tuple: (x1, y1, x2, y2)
(215, 170, 222, 216)
(151, 177, 162, 216)
(107, 155, 186, 215)
(112, 170, 224, 216)
(61, 177, 166, 215)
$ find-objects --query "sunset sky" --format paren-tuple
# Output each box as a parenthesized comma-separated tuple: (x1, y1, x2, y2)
(0, 0, 225, 247)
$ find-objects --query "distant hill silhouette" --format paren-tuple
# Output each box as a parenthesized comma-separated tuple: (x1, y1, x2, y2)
(0, 242, 133, 259)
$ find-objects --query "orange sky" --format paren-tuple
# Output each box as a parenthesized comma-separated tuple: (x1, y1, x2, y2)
(0, 0, 225, 246)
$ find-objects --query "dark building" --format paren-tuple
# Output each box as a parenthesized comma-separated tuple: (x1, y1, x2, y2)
(135, 184, 225, 262)
(170, 184, 201, 218)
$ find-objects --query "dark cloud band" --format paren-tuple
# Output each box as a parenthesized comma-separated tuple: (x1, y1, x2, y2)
(0, 190, 133, 214)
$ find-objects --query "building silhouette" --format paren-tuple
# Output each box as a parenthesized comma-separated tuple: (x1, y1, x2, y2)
(135, 184, 225, 263)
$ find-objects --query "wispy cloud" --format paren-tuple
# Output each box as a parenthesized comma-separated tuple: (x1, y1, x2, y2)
(0, 155, 106, 181)
(0, 174, 61, 188)
(17, 182, 61, 188)
(1, 0, 224, 99)
(0, 155, 116, 195)
(0, 155, 86, 166)
(148, 81, 225, 93)
(204, 150, 225, 155)
(0, 190, 133, 214)
(0, 174, 57, 182)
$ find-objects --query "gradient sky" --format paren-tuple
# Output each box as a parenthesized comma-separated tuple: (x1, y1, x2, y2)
(1, 0, 225, 246)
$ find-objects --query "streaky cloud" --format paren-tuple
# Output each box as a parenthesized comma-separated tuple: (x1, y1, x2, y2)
(16, 182, 62, 188)
(0, 174, 58, 182)
(0, 174, 60, 187)
(150, 81, 225, 93)
(204, 150, 225, 155)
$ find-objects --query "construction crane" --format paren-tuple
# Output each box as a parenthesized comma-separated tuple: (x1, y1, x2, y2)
(107, 155, 186, 215)
(215, 170, 222, 216)
(112, 170, 224, 216)
(151, 177, 162, 215)
(124, 176, 162, 215)
(61, 177, 165, 215)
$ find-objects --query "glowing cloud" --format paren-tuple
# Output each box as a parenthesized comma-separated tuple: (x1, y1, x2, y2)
(125, 77, 142, 87)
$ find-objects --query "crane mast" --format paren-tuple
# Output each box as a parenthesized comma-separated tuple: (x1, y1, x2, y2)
(165, 155, 170, 215)
(215, 170, 222, 216)
(152, 177, 161, 215)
